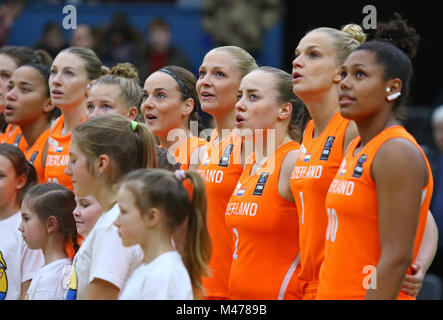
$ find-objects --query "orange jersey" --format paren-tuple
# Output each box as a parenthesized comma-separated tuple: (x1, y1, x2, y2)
(225, 141, 301, 300)
(289, 111, 350, 298)
(25, 128, 51, 184)
(174, 136, 208, 171)
(197, 129, 243, 299)
(316, 126, 433, 300)
(44, 116, 85, 190)
(0, 124, 28, 152)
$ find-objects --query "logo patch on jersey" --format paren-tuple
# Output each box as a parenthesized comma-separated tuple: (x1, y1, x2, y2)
(253, 172, 269, 196)
(320, 136, 336, 161)
(202, 151, 210, 166)
(352, 154, 368, 178)
(29, 151, 39, 165)
(236, 188, 246, 196)
(47, 137, 59, 153)
(0, 250, 8, 300)
(218, 144, 234, 167)
(339, 159, 347, 176)
(13, 133, 23, 148)
(303, 153, 312, 162)
(298, 144, 307, 161)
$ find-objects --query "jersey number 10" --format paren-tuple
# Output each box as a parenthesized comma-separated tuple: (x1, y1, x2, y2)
(326, 208, 338, 242)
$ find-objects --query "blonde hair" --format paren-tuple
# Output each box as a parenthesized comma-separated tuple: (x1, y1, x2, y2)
(210, 46, 258, 78)
(121, 168, 211, 299)
(62, 47, 103, 80)
(72, 114, 157, 188)
(92, 62, 143, 119)
(309, 24, 367, 64)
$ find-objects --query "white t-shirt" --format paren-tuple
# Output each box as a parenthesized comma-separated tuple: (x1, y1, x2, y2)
(0, 212, 44, 300)
(65, 203, 143, 300)
(119, 251, 193, 300)
(26, 258, 72, 300)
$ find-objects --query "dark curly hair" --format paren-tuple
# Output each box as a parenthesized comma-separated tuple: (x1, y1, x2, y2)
(355, 13, 419, 121)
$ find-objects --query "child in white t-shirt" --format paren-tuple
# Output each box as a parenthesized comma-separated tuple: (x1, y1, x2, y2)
(64, 114, 156, 299)
(19, 183, 80, 300)
(0, 144, 43, 300)
(115, 168, 211, 300)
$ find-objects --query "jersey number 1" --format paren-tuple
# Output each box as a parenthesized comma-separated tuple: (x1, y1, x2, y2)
(232, 228, 239, 260)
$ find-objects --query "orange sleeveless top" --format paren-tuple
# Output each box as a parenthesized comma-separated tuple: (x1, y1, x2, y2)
(0, 124, 28, 152)
(174, 136, 208, 171)
(197, 128, 243, 299)
(25, 128, 50, 184)
(225, 141, 301, 300)
(316, 126, 433, 300)
(44, 115, 85, 190)
(289, 112, 350, 296)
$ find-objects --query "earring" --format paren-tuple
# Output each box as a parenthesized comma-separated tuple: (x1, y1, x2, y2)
(387, 92, 401, 101)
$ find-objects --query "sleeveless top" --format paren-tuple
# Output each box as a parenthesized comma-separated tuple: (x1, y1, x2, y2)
(226, 141, 301, 299)
(197, 128, 243, 299)
(289, 112, 350, 294)
(316, 126, 433, 300)
(0, 124, 28, 152)
(25, 128, 50, 184)
(44, 115, 85, 190)
(174, 136, 208, 171)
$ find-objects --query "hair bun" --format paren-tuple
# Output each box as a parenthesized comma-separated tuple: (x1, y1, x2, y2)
(33, 49, 53, 67)
(110, 62, 139, 82)
(341, 24, 367, 45)
(100, 66, 110, 76)
(373, 13, 420, 59)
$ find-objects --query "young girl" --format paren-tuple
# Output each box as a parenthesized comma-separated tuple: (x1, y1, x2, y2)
(115, 168, 211, 300)
(0, 46, 50, 150)
(72, 196, 102, 237)
(225, 66, 306, 299)
(5, 60, 56, 183)
(86, 62, 142, 122)
(64, 113, 157, 300)
(142, 65, 207, 171)
(0, 144, 42, 300)
(45, 46, 105, 190)
(196, 46, 257, 299)
(19, 183, 79, 300)
(317, 14, 433, 300)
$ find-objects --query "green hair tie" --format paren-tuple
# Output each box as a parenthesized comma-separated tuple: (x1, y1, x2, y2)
(131, 121, 138, 132)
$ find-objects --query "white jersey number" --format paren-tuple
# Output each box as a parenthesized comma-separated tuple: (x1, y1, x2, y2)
(326, 208, 338, 242)
(232, 228, 239, 260)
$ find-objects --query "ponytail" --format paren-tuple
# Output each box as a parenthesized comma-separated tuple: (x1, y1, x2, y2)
(121, 168, 212, 299)
(131, 120, 157, 170)
(72, 114, 157, 188)
(181, 170, 212, 299)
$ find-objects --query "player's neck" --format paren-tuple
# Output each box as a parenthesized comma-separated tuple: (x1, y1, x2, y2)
(305, 90, 339, 139)
(0, 202, 20, 221)
(43, 233, 69, 266)
(141, 232, 175, 265)
(20, 118, 50, 149)
(356, 110, 399, 147)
